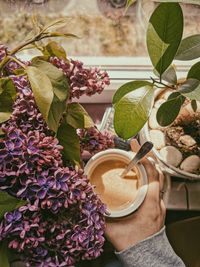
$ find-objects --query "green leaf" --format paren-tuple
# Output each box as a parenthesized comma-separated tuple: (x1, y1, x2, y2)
(66, 103, 94, 129)
(41, 18, 69, 33)
(0, 190, 27, 219)
(0, 78, 16, 101)
(184, 63, 200, 99)
(48, 96, 67, 133)
(57, 121, 81, 165)
(126, 0, 136, 7)
(147, 3, 183, 75)
(0, 78, 17, 123)
(191, 99, 197, 112)
(0, 112, 11, 124)
(112, 80, 152, 104)
(179, 78, 200, 101)
(175, 34, 200, 60)
(187, 62, 200, 80)
(0, 242, 9, 267)
(162, 65, 177, 85)
(26, 66, 54, 123)
(147, 24, 169, 71)
(156, 94, 185, 126)
(114, 85, 154, 139)
(43, 41, 67, 59)
(12, 68, 26, 76)
(47, 32, 78, 39)
(31, 58, 69, 132)
(125, 0, 137, 12)
(31, 58, 69, 102)
(167, 91, 181, 100)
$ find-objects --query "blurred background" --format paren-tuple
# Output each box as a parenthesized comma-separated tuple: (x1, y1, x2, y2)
(1, 0, 200, 57)
(2, 0, 200, 105)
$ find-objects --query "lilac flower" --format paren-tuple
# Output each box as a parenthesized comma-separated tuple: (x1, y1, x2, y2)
(54, 169, 69, 191)
(35, 247, 48, 257)
(0, 176, 106, 265)
(0, 127, 63, 199)
(5, 58, 29, 74)
(0, 46, 108, 266)
(35, 176, 55, 200)
(49, 57, 110, 99)
(0, 44, 29, 76)
(78, 127, 115, 155)
(5, 210, 22, 223)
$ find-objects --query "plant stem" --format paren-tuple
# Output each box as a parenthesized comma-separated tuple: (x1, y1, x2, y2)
(0, 32, 46, 71)
(154, 84, 166, 89)
(10, 34, 41, 55)
(150, 77, 175, 89)
(8, 56, 26, 69)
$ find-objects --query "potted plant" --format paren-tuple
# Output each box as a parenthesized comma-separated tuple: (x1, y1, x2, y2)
(0, 19, 116, 266)
(113, 1, 200, 179)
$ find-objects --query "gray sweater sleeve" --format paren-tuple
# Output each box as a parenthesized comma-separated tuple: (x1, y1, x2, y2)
(115, 227, 185, 267)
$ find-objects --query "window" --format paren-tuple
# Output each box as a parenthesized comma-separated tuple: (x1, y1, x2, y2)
(1, 0, 200, 102)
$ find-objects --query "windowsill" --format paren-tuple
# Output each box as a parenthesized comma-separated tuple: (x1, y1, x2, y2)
(19, 53, 198, 103)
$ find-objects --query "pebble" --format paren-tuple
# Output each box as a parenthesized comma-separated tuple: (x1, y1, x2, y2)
(180, 155, 200, 173)
(160, 146, 183, 167)
(149, 129, 166, 149)
(179, 135, 196, 147)
(149, 108, 160, 129)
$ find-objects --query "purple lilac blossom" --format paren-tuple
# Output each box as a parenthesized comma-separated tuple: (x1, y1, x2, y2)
(0, 172, 106, 266)
(0, 45, 107, 266)
(0, 44, 29, 76)
(49, 57, 110, 99)
(78, 127, 115, 155)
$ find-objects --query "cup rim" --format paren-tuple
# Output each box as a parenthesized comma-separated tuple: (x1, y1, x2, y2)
(85, 148, 148, 218)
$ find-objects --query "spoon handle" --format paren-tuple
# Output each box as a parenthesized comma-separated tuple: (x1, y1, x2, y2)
(121, 141, 153, 178)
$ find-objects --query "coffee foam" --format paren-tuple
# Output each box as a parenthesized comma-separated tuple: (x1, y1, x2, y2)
(90, 159, 139, 212)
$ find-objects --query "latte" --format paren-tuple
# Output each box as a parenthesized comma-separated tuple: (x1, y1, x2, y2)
(90, 160, 139, 212)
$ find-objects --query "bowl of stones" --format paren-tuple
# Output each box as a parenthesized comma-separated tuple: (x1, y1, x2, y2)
(139, 89, 200, 180)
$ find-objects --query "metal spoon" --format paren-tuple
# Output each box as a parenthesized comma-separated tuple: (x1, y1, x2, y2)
(120, 141, 153, 178)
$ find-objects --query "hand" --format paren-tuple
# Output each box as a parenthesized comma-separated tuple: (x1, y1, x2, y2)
(105, 141, 166, 252)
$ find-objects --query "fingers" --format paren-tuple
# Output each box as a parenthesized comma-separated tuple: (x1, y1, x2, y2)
(130, 139, 140, 152)
(155, 163, 165, 191)
(131, 139, 154, 158)
(141, 157, 159, 183)
(140, 157, 166, 206)
(141, 157, 165, 193)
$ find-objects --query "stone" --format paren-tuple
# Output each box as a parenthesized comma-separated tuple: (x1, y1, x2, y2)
(160, 146, 183, 167)
(149, 129, 166, 149)
(179, 135, 196, 147)
(180, 155, 200, 173)
(149, 108, 160, 129)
